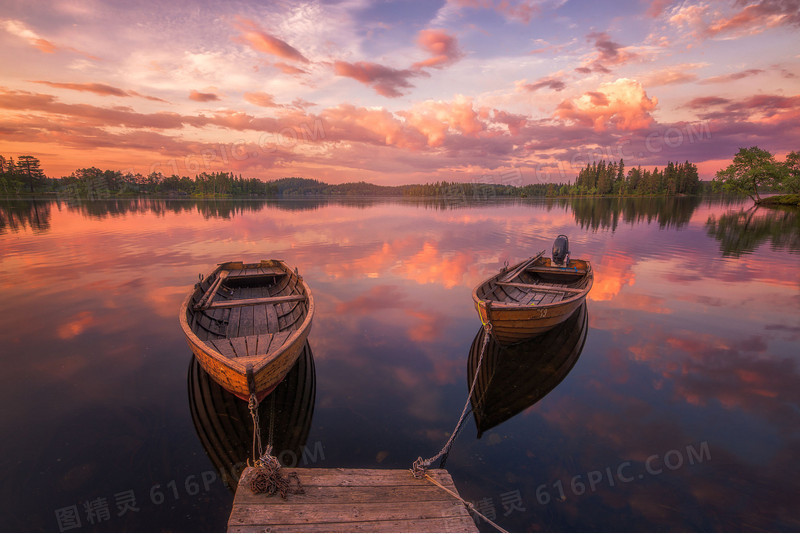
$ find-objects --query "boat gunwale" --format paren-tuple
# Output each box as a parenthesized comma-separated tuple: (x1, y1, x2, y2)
(178, 260, 315, 376)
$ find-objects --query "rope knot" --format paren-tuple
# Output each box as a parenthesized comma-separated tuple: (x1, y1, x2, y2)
(411, 457, 429, 479)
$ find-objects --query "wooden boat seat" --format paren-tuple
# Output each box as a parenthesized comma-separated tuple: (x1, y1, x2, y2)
(206, 294, 307, 310)
(497, 282, 584, 294)
(224, 266, 285, 278)
(526, 266, 587, 275)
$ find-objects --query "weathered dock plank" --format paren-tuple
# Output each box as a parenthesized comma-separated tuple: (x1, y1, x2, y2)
(227, 467, 478, 533)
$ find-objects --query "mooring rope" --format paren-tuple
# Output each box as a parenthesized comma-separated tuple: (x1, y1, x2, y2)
(410, 321, 508, 532)
(420, 472, 509, 533)
(412, 322, 492, 477)
(247, 392, 304, 499)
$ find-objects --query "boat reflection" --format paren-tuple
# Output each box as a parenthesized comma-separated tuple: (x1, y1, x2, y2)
(187, 340, 316, 492)
(468, 302, 588, 438)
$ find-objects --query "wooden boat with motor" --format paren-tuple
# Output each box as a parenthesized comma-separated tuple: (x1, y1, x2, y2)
(179, 259, 314, 402)
(472, 235, 592, 345)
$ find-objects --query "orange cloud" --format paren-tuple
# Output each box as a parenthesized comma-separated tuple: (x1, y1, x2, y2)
(401, 96, 485, 146)
(57, 311, 96, 339)
(555, 78, 658, 131)
(588, 253, 636, 301)
(233, 18, 309, 63)
(243, 91, 279, 108)
(396, 241, 479, 289)
(189, 90, 220, 102)
(1, 19, 98, 59)
(2, 19, 58, 53)
(412, 29, 463, 69)
(31, 81, 168, 102)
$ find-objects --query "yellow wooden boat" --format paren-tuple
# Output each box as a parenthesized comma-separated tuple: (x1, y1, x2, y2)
(179, 260, 314, 401)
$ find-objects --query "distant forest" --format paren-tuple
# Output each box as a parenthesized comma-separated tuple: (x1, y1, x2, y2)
(1, 154, 712, 199)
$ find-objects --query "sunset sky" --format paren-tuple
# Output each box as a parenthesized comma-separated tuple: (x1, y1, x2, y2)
(1, 0, 799, 185)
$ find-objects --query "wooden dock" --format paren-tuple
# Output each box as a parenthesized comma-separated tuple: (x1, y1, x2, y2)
(227, 467, 479, 532)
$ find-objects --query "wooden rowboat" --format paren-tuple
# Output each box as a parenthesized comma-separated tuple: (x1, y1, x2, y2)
(472, 249, 592, 345)
(179, 259, 314, 401)
(468, 302, 587, 438)
(187, 342, 315, 492)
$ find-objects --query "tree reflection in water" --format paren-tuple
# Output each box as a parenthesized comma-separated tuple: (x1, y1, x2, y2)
(706, 206, 800, 257)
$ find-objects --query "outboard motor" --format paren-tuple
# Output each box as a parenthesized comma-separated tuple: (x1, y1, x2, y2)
(552, 234, 570, 266)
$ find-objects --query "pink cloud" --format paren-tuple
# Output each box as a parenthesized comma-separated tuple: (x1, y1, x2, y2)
(578, 31, 639, 73)
(243, 91, 279, 108)
(233, 18, 309, 63)
(519, 75, 567, 92)
(188, 90, 220, 102)
(334, 60, 420, 98)
(31, 81, 167, 102)
(445, 0, 541, 23)
(273, 61, 308, 75)
(412, 29, 464, 69)
(555, 78, 658, 131)
(700, 68, 764, 84)
(706, 0, 800, 36)
(668, 0, 800, 40)
(2, 19, 98, 59)
(400, 96, 485, 146)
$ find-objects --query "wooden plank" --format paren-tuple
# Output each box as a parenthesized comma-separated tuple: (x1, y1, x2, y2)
(497, 281, 584, 294)
(526, 265, 587, 275)
(266, 304, 279, 333)
(207, 295, 307, 309)
(245, 335, 259, 356)
(227, 307, 241, 337)
(256, 333, 273, 355)
(230, 337, 248, 358)
(229, 516, 475, 532)
(228, 468, 477, 533)
(268, 330, 292, 354)
(210, 339, 236, 360)
(252, 304, 268, 336)
(239, 305, 255, 337)
(229, 501, 468, 524)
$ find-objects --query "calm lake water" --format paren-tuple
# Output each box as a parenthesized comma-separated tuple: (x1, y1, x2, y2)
(1, 196, 798, 532)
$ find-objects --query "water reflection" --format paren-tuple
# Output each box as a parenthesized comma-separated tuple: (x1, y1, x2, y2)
(187, 341, 315, 492)
(468, 303, 588, 438)
(706, 205, 800, 257)
(0, 199, 52, 233)
(0, 196, 750, 235)
(567, 196, 703, 231)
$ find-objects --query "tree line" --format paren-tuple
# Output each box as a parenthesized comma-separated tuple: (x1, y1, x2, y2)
(573, 159, 701, 195)
(2, 148, 797, 200)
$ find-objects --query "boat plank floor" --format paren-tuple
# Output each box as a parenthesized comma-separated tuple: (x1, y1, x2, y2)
(227, 467, 478, 533)
(211, 339, 237, 359)
(230, 337, 248, 358)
